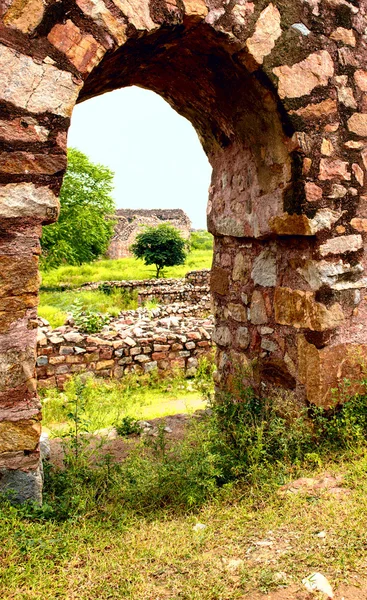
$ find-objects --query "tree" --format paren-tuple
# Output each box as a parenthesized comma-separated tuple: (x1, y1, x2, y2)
(41, 148, 116, 269)
(131, 224, 187, 278)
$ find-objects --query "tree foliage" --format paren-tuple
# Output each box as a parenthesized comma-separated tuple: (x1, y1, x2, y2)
(41, 148, 116, 269)
(131, 224, 187, 278)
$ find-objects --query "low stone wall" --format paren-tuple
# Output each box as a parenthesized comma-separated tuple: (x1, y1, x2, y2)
(80, 269, 211, 307)
(36, 303, 214, 389)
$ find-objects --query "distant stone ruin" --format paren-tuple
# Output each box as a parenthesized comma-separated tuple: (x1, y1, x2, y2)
(107, 209, 192, 259)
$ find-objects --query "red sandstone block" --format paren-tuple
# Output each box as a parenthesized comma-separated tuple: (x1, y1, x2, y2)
(152, 352, 168, 360)
(153, 344, 170, 351)
(187, 332, 201, 340)
(99, 349, 113, 360)
(171, 343, 183, 351)
(66, 355, 84, 364)
(48, 20, 105, 74)
(197, 341, 210, 347)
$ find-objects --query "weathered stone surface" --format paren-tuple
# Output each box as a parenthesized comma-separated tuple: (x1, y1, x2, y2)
(298, 259, 365, 290)
(273, 51, 334, 99)
(250, 290, 267, 325)
(352, 163, 364, 186)
(0, 183, 59, 224)
(347, 114, 367, 137)
(76, 0, 127, 45)
(319, 234, 363, 257)
(3, 0, 45, 34)
(305, 182, 322, 202)
(350, 218, 367, 233)
(318, 159, 351, 181)
(235, 326, 250, 349)
(0, 465, 42, 504)
(182, 0, 207, 20)
(0, 118, 49, 143)
(330, 27, 356, 47)
(0, 255, 39, 297)
(228, 303, 247, 322)
(232, 252, 251, 282)
(298, 336, 367, 407)
(211, 267, 229, 295)
(251, 248, 276, 286)
(270, 209, 342, 235)
(0, 152, 66, 175)
(274, 287, 344, 331)
(112, 0, 157, 31)
(321, 138, 334, 156)
(354, 70, 367, 92)
(290, 98, 337, 120)
(0, 419, 40, 453)
(48, 20, 105, 74)
(212, 326, 231, 346)
(246, 4, 281, 65)
(0, 45, 82, 118)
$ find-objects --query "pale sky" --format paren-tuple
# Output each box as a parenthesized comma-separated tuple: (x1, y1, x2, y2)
(68, 86, 212, 229)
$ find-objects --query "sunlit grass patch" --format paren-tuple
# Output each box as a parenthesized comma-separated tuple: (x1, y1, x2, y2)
(41, 249, 213, 289)
(41, 373, 205, 434)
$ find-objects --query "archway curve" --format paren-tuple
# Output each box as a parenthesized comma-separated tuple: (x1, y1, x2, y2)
(0, 0, 366, 501)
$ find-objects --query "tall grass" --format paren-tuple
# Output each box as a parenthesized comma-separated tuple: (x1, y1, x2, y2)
(41, 249, 213, 289)
(41, 372, 206, 435)
(38, 288, 138, 328)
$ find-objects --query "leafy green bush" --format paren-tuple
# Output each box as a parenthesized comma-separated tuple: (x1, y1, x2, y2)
(115, 416, 141, 436)
(71, 300, 110, 334)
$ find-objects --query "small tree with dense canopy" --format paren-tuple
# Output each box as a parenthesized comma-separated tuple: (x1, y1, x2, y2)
(131, 224, 187, 278)
(41, 148, 116, 269)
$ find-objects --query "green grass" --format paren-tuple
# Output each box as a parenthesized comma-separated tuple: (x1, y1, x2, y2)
(41, 249, 213, 289)
(38, 288, 138, 328)
(2, 453, 367, 599)
(41, 373, 205, 436)
(4, 374, 367, 598)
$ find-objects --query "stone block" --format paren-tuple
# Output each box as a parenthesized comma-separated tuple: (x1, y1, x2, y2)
(0, 152, 66, 175)
(48, 20, 105, 74)
(274, 287, 344, 331)
(246, 4, 281, 65)
(0, 183, 59, 224)
(96, 359, 114, 370)
(0, 465, 42, 504)
(319, 234, 363, 257)
(347, 113, 367, 137)
(212, 326, 231, 346)
(249, 290, 267, 325)
(143, 361, 157, 373)
(3, 0, 46, 33)
(76, 0, 127, 45)
(0, 419, 40, 453)
(273, 50, 334, 99)
(60, 346, 74, 355)
(210, 267, 229, 296)
(298, 336, 367, 407)
(0, 44, 82, 118)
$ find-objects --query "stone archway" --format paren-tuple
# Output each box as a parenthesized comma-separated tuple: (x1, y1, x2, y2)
(0, 0, 366, 502)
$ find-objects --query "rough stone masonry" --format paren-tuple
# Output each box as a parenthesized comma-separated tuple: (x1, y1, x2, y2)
(0, 0, 367, 502)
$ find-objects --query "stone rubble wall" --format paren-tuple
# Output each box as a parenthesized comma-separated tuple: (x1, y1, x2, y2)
(80, 269, 211, 307)
(36, 303, 214, 389)
(107, 208, 192, 259)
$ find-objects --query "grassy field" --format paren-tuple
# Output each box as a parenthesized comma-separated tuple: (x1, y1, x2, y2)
(3, 372, 367, 599)
(41, 372, 206, 436)
(2, 451, 367, 598)
(39, 248, 213, 327)
(41, 249, 213, 290)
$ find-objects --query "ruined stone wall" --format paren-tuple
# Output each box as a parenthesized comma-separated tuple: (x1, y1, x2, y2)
(81, 269, 211, 305)
(0, 0, 367, 502)
(107, 208, 192, 258)
(36, 305, 213, 389)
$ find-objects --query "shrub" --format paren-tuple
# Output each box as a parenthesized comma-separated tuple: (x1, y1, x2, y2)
(115, 416, 141, 436)
(71, 300, 110, 333)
